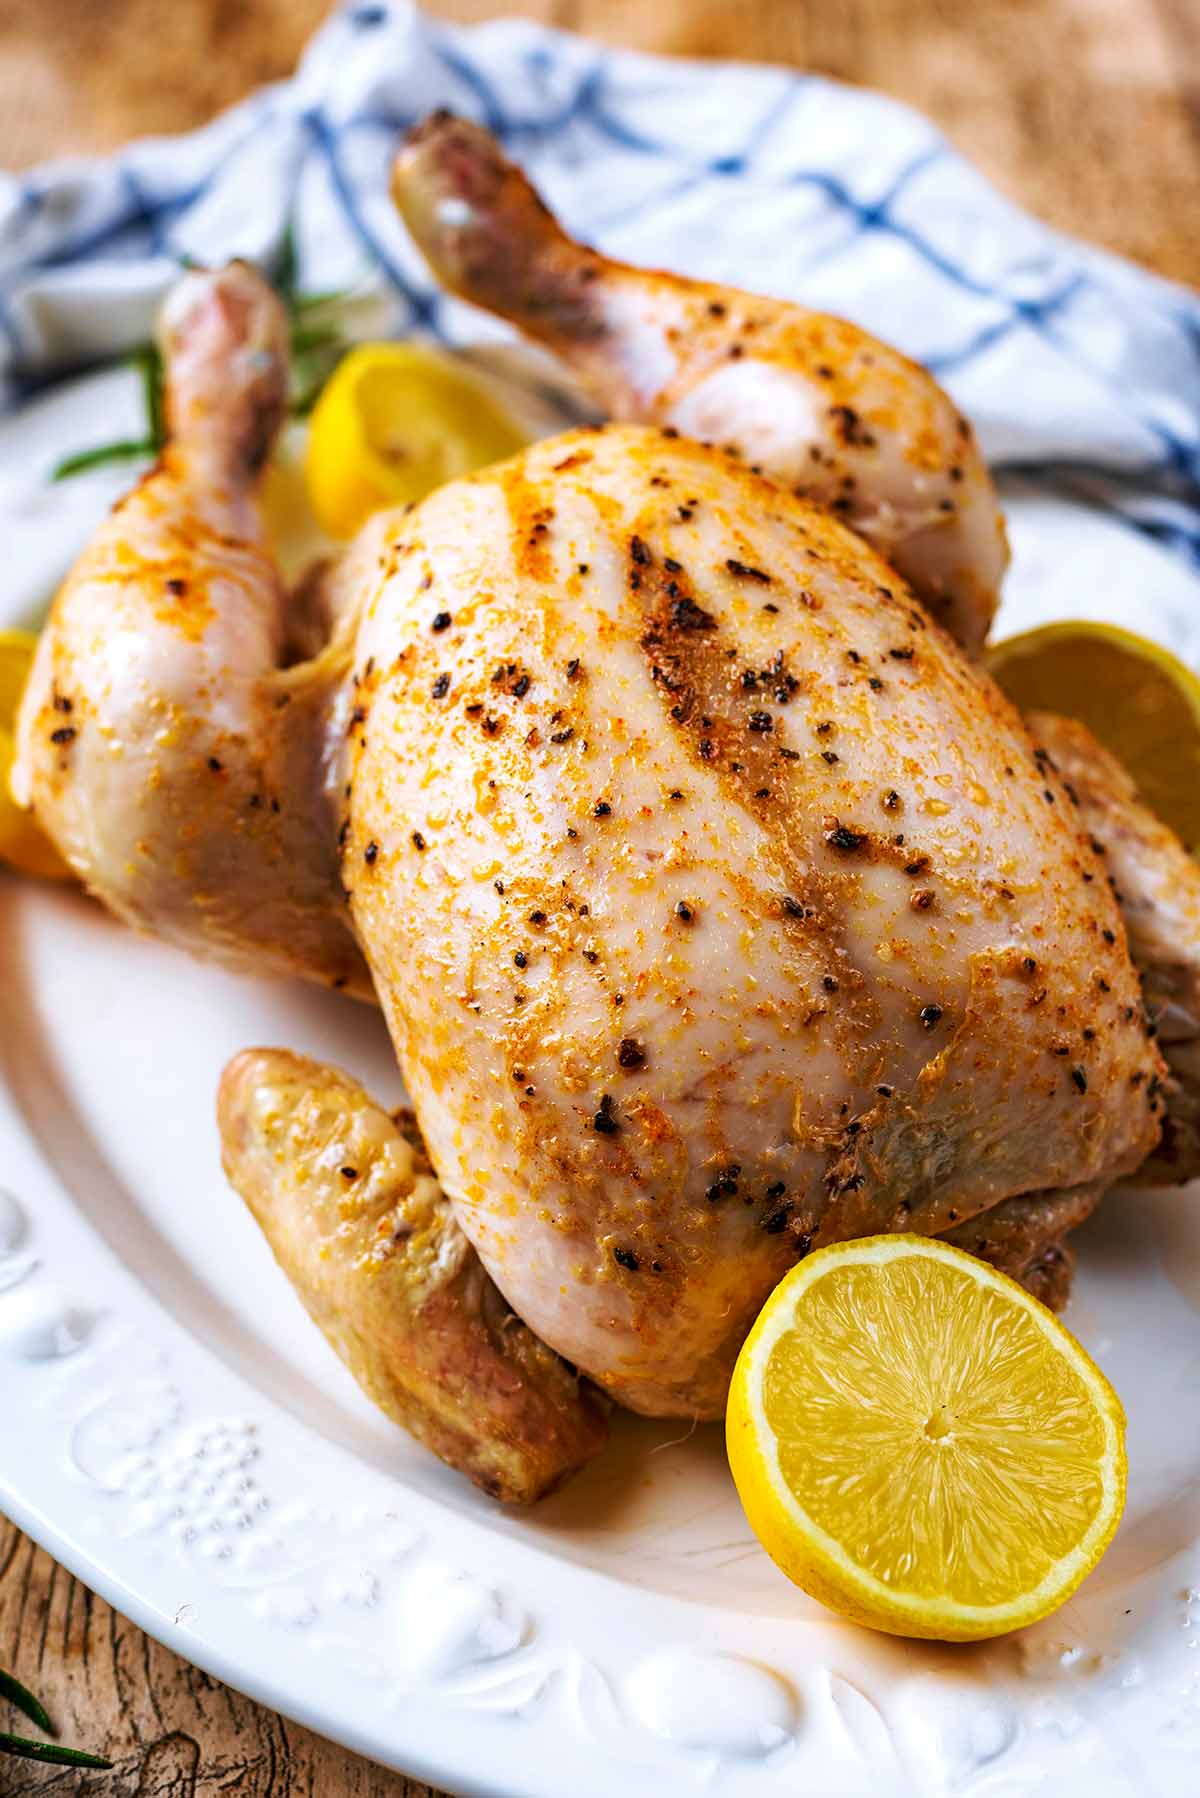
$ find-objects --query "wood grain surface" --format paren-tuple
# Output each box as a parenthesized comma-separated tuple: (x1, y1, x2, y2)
(1, 2, 1197, 1795)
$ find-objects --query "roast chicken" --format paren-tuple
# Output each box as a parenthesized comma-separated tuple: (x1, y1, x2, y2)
(13, 125, 1197, 1502)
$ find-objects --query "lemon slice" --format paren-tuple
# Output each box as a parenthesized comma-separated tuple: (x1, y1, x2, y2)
(0, 629, 71, 881)
(727, 1235, 1126, 1640)
(304, 342, 528, 538)
(988, 621, 1200, 853)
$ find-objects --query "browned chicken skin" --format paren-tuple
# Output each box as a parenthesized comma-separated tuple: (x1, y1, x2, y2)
(11, 237, 1188, 1500)
(1029, 711, 1200, 1187)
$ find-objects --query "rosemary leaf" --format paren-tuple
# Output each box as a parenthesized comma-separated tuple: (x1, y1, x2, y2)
(0, 1669, 52, 1735)
(289, 322, 343, 356)
(290, 287, 351, 315)
(0, 1731, 113, 1768)
(51, 438, 157, 481)
(277, 221, 299, 306)
(134, 342, 166, 448)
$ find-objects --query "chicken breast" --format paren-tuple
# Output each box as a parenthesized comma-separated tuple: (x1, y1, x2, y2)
(343, 424, 1161, 1415)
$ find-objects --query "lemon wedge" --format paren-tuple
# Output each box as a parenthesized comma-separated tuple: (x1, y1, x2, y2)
(727, 1235, 1126, 1640)
(988, 621, 1200, 853)
(304, 342, 528, 537)
(0, 629, 71, 881)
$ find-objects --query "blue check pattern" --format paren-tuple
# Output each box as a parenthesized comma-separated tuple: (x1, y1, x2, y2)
(0, 0, 1196, 572)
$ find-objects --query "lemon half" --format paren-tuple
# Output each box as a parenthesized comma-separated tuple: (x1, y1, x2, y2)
(305, 342, 528, 538)
(988, 621, 1200, 853)
(727, 1235, 1126, 1640)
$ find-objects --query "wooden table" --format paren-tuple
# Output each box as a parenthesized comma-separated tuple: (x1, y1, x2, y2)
(1, 2, 1196, 1793)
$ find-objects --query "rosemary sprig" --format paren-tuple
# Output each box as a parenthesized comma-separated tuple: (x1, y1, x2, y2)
(135, 341, 166, 450)
(0, 1732, 113, 1769)
(0, 1668, 53, 1734)
(51, 438, 158, 480)
(0, 1665, 113, 1769)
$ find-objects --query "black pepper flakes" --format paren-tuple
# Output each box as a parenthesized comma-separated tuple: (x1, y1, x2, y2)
(613, 1245, 639, 1270)
(593, 800, 612, 817)
(431, 611, 452, 632)
(593, 1095, 620, 1135)
(513, 951, 527, 969)
(826, 823, 867, 852)
(431, 672, 450, 699)
(747, 711, 773, 733)
(920, 1004, 944, 1029)
(675, 900, 696, 923)
(1071, 1066, 1088, 1094)
(617, 1037, 646, 1070)
(411, 831, 426, 851)
(725, 558, 772, 584)
(364, 840, 379, 865)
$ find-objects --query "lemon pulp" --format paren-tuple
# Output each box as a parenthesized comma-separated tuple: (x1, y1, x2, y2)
(987, 620, 1200, 853)
(0, 630, 71, 881)
(305, 343, 527, 538)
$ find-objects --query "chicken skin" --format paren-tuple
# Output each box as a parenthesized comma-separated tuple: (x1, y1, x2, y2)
(12, 261, 1175, 1494)
(391, 113, 1008, 655)
(1028, 710, 1200, 1186)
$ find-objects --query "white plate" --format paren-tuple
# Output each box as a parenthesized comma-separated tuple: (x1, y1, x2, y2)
(4, 372, 1200, 1798)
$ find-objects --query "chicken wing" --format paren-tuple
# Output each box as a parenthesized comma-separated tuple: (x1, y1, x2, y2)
(218, 1047, 608, 1501)
(1028, 710, 1200, 1185)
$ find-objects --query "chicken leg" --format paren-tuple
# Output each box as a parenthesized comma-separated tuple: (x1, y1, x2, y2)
(391, 112, 1009, 654)
(12, 262, 370, 996)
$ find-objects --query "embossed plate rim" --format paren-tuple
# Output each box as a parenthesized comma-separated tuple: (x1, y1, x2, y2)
(5, 370, 1200, 1798)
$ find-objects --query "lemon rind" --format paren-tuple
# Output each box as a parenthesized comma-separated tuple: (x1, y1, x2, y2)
(729, 1234, 1126, 1639)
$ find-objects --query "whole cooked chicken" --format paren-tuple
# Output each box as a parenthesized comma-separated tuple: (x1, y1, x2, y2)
(13, 225, 1188, 1501)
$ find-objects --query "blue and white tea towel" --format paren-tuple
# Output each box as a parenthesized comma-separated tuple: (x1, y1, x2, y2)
(0, 0, 1196, 642)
